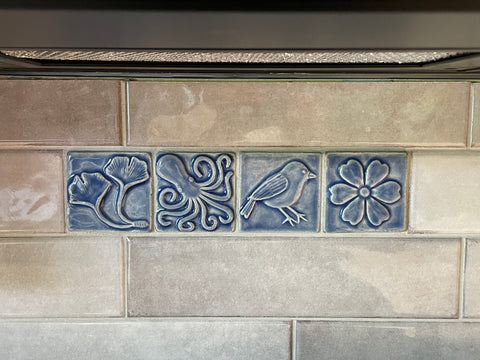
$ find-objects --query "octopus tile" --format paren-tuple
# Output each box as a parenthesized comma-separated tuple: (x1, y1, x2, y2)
(324, 153, 407, 232)
(155, 153, 235, 232)
(239, 153, 320, 231)
(67, 152, 151, 231)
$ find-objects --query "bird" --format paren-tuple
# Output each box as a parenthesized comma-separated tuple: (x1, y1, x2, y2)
(240, 160, 316, 226)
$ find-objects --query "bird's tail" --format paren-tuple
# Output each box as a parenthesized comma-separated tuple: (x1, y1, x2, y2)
(240, 198, 256, 219)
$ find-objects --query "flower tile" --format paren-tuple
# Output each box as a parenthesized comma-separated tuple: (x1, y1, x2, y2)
(239, 153, 320, 231)
(155, 153, 235, 232)
(325, 153, 407, 232)
(67, 152, 151, 231)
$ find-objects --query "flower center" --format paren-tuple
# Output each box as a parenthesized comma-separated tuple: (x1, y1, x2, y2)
(359, 186, 370, 198)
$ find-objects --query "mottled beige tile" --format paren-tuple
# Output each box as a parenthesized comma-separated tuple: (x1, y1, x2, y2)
(0, 80, 121, 145)
(0, 238, 123, 317)
(128, 237, 459, 317)
(0, 151, 64, 232)
(297, 321, 480, 360)
(129, 81, 469, 147)
(0, 321, 289, 360)
(411, 152, 480, 233)
(465, 239, 480, 317)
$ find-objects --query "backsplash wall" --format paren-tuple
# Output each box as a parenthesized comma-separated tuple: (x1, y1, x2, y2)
(1, 78, 480, 359)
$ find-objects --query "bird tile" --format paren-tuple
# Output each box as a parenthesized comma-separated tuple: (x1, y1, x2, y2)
(239, 153, 320, 231)
(324, 152, 407, 232)
(67, 152, 151, 231)
(155, 152, 235, 232)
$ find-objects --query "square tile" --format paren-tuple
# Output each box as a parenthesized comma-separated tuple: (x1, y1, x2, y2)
(239, 153, 319, 231)
(67, 152, 151, 231)
(324, 153, 407, 232)
(155, 153, 235, 231)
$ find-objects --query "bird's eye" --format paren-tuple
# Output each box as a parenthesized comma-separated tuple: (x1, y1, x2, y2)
(302, 170, 306, 174)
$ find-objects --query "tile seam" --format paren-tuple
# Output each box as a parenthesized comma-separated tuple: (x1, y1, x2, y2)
(125, 80, 131, 146)
(291, 319, 297, 360)
(120, 80, 128, 147)
(468, 83, 475, 147)
(460, 237, 467, 319)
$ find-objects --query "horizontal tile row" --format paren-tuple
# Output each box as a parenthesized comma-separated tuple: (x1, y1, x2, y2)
(7, 150, 480, 233)
(0, 79, 476, 147)
(2, 320, 480, 359)
(0, 321, 291, 360)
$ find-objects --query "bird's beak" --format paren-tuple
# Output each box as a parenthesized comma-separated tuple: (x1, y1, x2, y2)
(307, 172, 316, 179)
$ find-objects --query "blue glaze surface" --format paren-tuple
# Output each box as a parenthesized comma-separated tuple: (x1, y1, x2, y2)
(240, 153, 319, 231)
(325, 153, 406, 232)
(67, 152, 151, 231)
(155, 153, 235, 232)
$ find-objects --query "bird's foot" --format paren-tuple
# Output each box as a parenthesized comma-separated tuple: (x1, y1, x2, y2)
(287, 206, 308, 223)
(281, 214, 297, 227)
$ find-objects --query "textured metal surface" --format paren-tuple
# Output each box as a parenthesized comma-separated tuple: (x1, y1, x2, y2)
(0, 49, 465, 64)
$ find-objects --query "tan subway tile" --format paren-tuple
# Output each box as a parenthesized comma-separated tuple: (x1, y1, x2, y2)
(0, 238, 123, 317)
(465, 239, 480, 317)
(128, 81, 469, 147)
(411, 152, 480, 233)
(0, 80, 121, 145)
(0, 321, 290, 360)
(128, 237, 459, 317)
(297, 321, 480, 360)
(0, 151, 63, 232)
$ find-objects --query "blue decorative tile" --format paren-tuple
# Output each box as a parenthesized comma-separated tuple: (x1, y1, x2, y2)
(155, 153, 235, 232)
(240, 153, 319, 231)
(67, 152, 151, 231)
(325, 153, 407, 232)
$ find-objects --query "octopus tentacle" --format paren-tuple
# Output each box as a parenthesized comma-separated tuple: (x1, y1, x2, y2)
(200, 171, 234, 202)
(192, 156, 217, 187)
(199, 194, 234, 225)
(158, 198, 193, 227)
(177, 198, 200, 231)
(197, 198, 219, 231)
(201, 155, 231, 192)
(158, 188, 188, 210)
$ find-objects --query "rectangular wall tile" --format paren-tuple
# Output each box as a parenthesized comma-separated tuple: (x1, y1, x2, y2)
(411, 152, 480, 232)
(0, 151, 64, 232)
(128, 81, 469, 147)
(0, 238, 123, 317)
(128, 237, 459, 317)
(297, 321, 480, 360)
(465, 239, 480, 317)
(0, 321, 290, 360)
(0, 80, 121, 145)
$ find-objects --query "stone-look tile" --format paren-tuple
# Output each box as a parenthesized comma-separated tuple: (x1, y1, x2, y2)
(410, 152, 480, 232)
(0, 80, 121, 145)
(325, 153, 406, 232)
(297, 321, 480, 360)
(471, 83, 480, 147)
(128, 237, 459, 317)
(67, 152, 151, 231)
(128, 81, 469, 147)
(464, 239, 480, 317)
(0, 321, 290, 360)
(239, 153, 319, 231)
(155, 153, 235, 232)
(0, 238, 123, 317)
(0, 151, 64, 232)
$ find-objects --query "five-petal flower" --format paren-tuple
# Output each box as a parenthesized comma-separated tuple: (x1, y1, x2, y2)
(329, 159, 401, 227)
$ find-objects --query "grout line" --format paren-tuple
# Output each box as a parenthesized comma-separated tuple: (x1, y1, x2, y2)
(459, 237, 467, 319)
(62, 148, 68, 234)
(123, 236, 129, 318)
(125, 80, 131, 146)
(405, 151, 412, 232)
(468, 83, 475, 148)
(120, 81, 128, 147)
(235, 152, 242, 232)
(320, 152, 327, 233)
(291, 319, 297, 360)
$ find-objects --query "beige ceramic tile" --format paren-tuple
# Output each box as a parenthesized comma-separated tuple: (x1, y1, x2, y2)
(411, 152, 480, 233)
(128, 237, 459, 317)
(0, 80, 121, 145)
(0, 238, 123, 317)
(0, 321, 290, 360)
(297, 321, 480, 360)
(464, 239, 480, 317)
(0, 151, 64, 232)
(128, 81, 469, 147)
